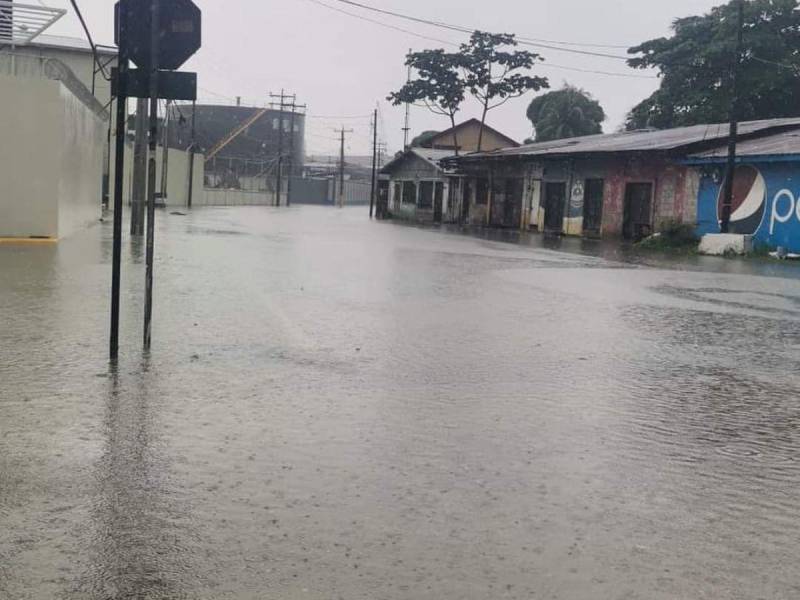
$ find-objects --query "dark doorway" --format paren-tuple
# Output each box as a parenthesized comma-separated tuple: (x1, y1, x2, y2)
(461, 180, 472, 224)
(433, 182, 444, 223)
(583, 178, 604, 236)
(377, 180, 389, 218)
(623, 182, 653, 240)
(504, 178, 524, 229)
(543, 182, 566, 233)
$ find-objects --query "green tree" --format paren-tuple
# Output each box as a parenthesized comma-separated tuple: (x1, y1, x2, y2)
(410, 130, 440, 147)
(459, 31, 549, 151)
(526, 85, 606, 142)
(626, 0, 800, 130)
(388, 49, 465, 155)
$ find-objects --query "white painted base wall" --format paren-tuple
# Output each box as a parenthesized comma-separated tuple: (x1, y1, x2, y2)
(108, 142, 205, 209)
(0, 75, 105, 239)
(699, 233, 753, 256)
(197, 189, 282, 206)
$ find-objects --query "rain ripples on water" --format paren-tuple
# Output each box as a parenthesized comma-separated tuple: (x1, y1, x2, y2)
(2, 206, 800, 599)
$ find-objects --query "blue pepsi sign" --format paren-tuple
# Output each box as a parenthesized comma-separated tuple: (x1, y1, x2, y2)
(696, 161, 800, 252)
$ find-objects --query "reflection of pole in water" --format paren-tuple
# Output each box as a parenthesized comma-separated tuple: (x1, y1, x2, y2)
(79, 360, 197, 597)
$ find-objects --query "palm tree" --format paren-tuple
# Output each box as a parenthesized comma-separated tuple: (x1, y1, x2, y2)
(527, 85, 606, 143)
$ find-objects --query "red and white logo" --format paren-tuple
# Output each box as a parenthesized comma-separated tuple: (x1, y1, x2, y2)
(716, 165, 767, 235)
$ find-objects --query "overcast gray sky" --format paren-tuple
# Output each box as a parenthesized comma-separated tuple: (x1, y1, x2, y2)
(45, 0, 723, 155)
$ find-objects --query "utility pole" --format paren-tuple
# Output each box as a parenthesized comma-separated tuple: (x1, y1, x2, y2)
(370, 107, 378, 218)
(131, 97, 148, 235)
(269, 89, 287, 206)
(402, 51, 411, 149)
(335, 126, 353, 208)
(720, 0, 745, 234)
(286, 97, 306, 207)
(187, 99, 196, 208)
(143, 0, 161, 350)
(159, 100, 170, 207)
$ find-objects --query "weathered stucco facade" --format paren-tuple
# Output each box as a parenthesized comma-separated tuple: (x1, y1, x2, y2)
(453, 154, 699, 238)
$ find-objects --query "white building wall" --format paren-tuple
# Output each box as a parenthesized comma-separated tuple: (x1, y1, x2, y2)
(0, 76, 60, 237)
(57, 84, 105, 238)
(0, 75, 105, 239)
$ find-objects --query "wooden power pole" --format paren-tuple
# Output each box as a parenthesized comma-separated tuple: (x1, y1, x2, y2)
(370, 108, 377, 219)
(335, 126, 353, 208)
(720, 0, 745, 234)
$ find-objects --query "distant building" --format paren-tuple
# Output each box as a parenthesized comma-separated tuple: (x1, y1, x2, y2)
(417, 118, 520, 153)
(168, 104, 305, 192)
(379, 120, 519, 224)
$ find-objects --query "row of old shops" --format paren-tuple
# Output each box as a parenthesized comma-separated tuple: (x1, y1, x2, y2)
(380, 117, 800, 249)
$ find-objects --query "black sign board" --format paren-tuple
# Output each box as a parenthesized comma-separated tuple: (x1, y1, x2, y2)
(112, 68, 197, 101)
(115, 0, 202, 71)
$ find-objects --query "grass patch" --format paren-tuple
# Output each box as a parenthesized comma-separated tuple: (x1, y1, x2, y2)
(636, 220, 699, 253)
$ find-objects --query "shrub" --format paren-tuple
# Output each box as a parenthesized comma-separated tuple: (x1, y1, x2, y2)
(637, 219, 699, 250)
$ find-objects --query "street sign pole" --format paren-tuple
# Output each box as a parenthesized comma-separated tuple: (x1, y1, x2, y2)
(110, 0, 201, 356)
(143, 0, 161, 350)
(110, 8, 129, 362)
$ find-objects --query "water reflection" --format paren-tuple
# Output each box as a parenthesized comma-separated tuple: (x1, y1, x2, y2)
(76, 360, 198, 599)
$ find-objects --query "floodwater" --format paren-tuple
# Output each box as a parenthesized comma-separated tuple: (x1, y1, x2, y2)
(2, 206, 800, 600)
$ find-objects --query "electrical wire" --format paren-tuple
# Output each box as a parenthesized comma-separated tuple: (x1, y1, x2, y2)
(305, 0, 655, 79)
(326, 0, 633, 56)
(68, 0, 110, 81)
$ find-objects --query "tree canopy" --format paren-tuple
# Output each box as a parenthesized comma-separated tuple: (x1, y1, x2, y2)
(626, 0, 800, 130)
(458, 31, 549, 150)
(526, 85, 606, 142)
(388, 31, 548, 153)
(410, 130, 440, 147)
(388, 49, 465, 153)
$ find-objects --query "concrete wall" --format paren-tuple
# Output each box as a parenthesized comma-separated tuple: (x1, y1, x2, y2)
(57, 85, 105, 237)
(0, 75, 105, 239)
(197, 189, 281, 206)
(109, 141, 205, 209)
(155, 148, 205, 207)
(0, 46, 114, 106)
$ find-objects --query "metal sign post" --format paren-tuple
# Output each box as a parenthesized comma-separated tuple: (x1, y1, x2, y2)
(143, 0, 161, 350)
(110, 0, 201, 359)
(109, 7, 130, 361)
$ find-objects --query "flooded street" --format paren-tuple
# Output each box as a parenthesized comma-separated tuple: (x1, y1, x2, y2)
(3, 206, 800, 599)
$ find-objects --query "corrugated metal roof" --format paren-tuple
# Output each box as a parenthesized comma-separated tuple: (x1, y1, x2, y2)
(461, 118, 800, 160)
(691, 129, 800, 159)
(381, 147, 456, 174)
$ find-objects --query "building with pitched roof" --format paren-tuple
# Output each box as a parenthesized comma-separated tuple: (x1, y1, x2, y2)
(451, 118, 800, 238)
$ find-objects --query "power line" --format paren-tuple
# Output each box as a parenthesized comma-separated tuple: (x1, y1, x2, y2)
(306, 113, 373, 119)
(306, 0, 460, 48)
(330, 0, 631, 49)
(305, 0, 654, 79)
(326, 0, 633, 57)
(68, 0, 110, 81)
